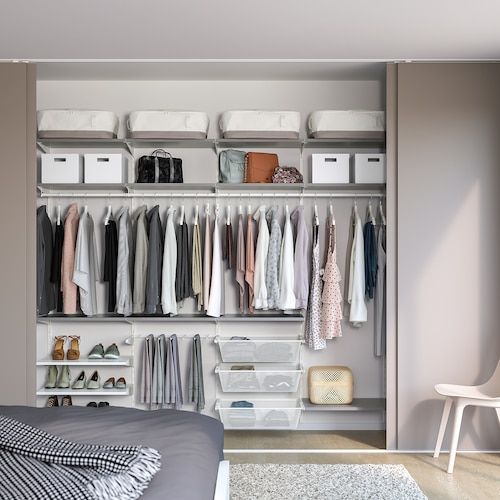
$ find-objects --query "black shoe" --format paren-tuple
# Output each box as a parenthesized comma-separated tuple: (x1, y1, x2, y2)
(62, 395, 73, 406)
(86, 402, 98, 407)
(46, 395, 59, 407)
(98, 402, 110, 407)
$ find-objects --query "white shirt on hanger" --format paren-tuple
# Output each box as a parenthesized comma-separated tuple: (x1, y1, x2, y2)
(72, 210, 99, 317)
(207, 214, 223, 317)
(348, 208, 367, 326)
(253, 205, 269, 310)
(278, 206, 296, 310)
(162, 206, 178, 315)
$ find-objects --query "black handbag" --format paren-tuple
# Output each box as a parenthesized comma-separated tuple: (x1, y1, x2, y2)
(136, 149, 183, 183)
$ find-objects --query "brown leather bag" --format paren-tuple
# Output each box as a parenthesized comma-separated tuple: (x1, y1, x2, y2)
(244, 152, 279, 183)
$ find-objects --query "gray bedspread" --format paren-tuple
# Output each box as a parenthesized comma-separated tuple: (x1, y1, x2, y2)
(0, 405, 224, 500)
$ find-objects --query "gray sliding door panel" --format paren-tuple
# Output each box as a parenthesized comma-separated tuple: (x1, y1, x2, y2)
(0, 63, 36, 405)
(397, 63, 500, 450)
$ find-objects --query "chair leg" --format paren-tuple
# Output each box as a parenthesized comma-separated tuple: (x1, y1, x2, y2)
(434, 397, 453, 458)
(447, 402, 465, 474)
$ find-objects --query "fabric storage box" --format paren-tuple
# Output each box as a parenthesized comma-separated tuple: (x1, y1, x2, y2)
(308, 110, 385, 139)
(37, 110, 119, 139)
(41, 154, 82, 184)
(220, 110, 300, 139)
(84, 154, 126, 184)
(127, 111, 209, 139)
(308, 366, 353, 405)
(215, 337, 302, 363)
(311, 153, 350, 183)
(216, 363, 303, 393)
(216, 399, 303, 429)
(354, 153, 386, 183)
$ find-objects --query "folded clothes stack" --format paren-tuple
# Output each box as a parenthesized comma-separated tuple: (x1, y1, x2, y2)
(228, 400, 256, 427)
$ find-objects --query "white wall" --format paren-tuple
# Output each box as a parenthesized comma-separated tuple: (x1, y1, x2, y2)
(36, 79, 386, 430)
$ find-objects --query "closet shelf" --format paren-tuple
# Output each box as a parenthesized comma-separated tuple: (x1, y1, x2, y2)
(37, 386, 132, 396)
(36, 357, 132, 367)
(301, 398, 386, 412)
(36, 136, 386, 154)
(37, 313, 305, 324)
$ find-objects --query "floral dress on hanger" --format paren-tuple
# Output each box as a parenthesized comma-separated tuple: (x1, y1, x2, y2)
(320, 216, 343, 339)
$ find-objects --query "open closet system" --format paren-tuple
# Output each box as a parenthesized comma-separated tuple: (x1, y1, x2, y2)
(35, 61, 392, 446)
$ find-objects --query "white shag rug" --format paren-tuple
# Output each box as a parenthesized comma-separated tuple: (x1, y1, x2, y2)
(230, 464, 427, 500)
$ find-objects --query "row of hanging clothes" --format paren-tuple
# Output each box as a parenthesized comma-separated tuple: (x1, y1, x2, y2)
(138, 333, 204, 411)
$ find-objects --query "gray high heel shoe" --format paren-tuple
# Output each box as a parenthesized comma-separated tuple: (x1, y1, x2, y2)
(44, 366, 58, 389)
(72, 371, 86, 389)
(87, 370, 101, 390)
(57, 365, 71, 389)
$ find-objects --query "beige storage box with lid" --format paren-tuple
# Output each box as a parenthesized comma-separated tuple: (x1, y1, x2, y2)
(37, 110, 119, 138)
(308, 366, 353, 405)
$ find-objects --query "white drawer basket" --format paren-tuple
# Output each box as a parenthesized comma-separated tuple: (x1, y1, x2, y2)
(216, 399, 303, 429)
(84, 154, 126, 184)
(41, 154, 82, 184)
(311, 154, 350, 184)
(215, 337, 302, 363)
(216, 363, 303, 393)
(354, 153, 386, 183)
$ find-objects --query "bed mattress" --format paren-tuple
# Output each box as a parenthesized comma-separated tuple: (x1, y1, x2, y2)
(0, 405, 224, 500)
(37, 109, 119, 139)
(220, 110, 300, 139)
(308, 110, 385, 139)
(128, 111, 209, 139)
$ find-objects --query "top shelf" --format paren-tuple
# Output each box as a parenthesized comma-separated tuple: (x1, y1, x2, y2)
(36, 136, 386, 153)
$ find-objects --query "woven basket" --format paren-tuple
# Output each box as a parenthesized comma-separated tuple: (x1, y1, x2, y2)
(308, 366, 353, 405)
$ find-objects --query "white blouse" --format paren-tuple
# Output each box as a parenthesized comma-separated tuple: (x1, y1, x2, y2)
(161, 206, 178, 315)
(278, 206, 296, 310)
(348, 208, 367, 326)
(207, 215, 223, 317)
(253, 205, 270, 310)
(115, 207, 132, 316)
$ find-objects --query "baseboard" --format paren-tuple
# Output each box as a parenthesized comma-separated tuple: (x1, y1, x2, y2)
(297, 422, 385, 431)
(224, 448, 500, 454)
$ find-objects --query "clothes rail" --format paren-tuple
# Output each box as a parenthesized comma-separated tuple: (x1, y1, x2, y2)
(39, 192, 385, 199)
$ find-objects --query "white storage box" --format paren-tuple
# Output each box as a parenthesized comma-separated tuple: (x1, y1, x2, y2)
(216, 363, 303, 393)
(220, 110, 300, 139)
(37, 110, 119, 139)
(308, 110, 385, 139)
(216, 399, 303, 429)
(215, 337, 302, 363)
(128, 111, 209, 139)
(41, 154, 82, 184)
(354, 154, 386, 183)
(84, 154, 125, 184)
(311, 154, 350, 184)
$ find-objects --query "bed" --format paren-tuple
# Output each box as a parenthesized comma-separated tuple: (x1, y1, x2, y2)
(0, 405, 228, 500)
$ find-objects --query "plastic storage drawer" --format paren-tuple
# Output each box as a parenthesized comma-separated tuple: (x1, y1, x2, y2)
(216, 399, 303, 429)
(216, 363, 303, 393)
(215, 337, 302, 363)
(84, 154, 126, 183)
(41, 154, 82, 184)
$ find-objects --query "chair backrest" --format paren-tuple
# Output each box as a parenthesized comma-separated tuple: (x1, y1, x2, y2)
(480, 358, 500, 397)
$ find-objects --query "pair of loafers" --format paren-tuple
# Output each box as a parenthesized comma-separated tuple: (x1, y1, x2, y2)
(87, 401, 109, 407)
(103, 376, 127, 389)
(88, 343, 120, 360)
(72, 370, 100, 389)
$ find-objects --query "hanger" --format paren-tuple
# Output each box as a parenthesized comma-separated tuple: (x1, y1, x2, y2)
(368, 200, 376, 226)
(238, 204, 243, 216)
(56, 205, 62, 225)
(285, 204, 289, 216)
(328, 203, 335, 226)
(226, 205, 231, 226)
(104, 205, 112, 226)
(179, 205, 185, 225)
(215, 203, 220, 219)
(83, 205, 88, 215)
(313, 204, 319, 226)
(247, 204, 252, 216)
(379, 199, 387, 226)
(194, 205, 199, 226)
(205, 202, 210, 216)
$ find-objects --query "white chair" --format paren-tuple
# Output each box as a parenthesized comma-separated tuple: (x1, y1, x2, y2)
(433, 359, 500, 473)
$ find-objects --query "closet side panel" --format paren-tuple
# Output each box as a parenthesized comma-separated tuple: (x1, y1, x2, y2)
(0, 63, 37, 405)
(397, 63, 500, 451)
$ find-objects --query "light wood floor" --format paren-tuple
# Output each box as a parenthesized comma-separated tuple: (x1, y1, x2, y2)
(224, 431, 500, 499)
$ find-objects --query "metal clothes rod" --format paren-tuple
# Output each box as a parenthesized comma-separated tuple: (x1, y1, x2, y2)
(39, 192, 385, 199)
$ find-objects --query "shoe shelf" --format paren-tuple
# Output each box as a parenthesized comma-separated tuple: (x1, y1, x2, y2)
(301, 398, 386, 412)
(37, 386, 132, 397)
(36, 356, 132, 367)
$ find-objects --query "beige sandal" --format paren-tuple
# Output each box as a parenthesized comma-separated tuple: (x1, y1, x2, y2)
(52, 336, 67, 361)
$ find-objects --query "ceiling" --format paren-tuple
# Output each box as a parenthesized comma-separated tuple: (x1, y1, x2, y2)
(1, 1, 500, 61)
